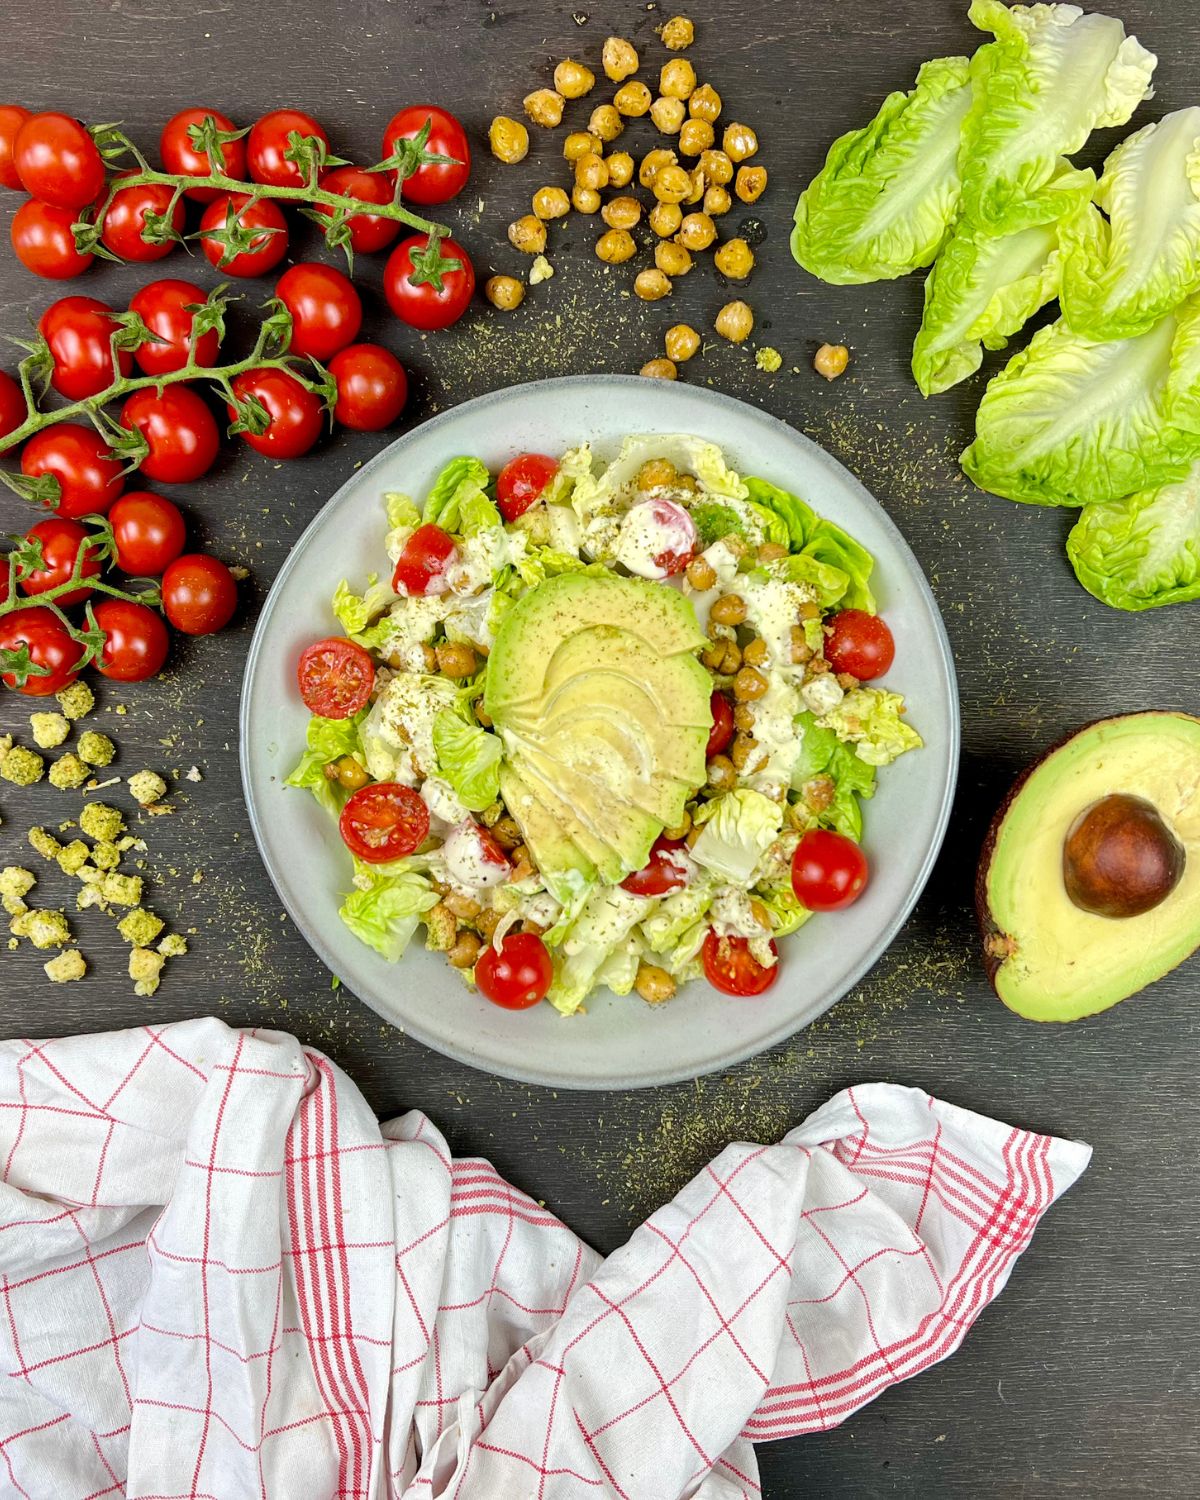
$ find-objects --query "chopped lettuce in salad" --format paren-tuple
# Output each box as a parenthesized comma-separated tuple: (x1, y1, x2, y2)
(287, 435, 922, 1015)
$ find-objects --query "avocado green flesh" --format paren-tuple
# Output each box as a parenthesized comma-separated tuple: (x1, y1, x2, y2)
(986, 712, 1200, 1021)
(513, 749, 654, 881)
(498, 765, 596, 901)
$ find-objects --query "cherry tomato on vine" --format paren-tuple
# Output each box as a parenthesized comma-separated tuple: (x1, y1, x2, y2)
(13, 112, 105, 209)
(92, 598, 170, 682)
(496, 453, 557, 522)
(314, 165, 400, 254)
(0, 370, 25, 439)
(246, 108, 329, 189)
(707, 690, 735, 759)
(380, 105, 470, 206)
(475, 932, 553, 1010)
(37, 296, 132, 402)
(274, 262, 362, 362)
(297, 636, 375, 719)
(0, 105, 31, 190)
(383, 234, 474, 331)
(392, 523, 455, 597)
(621, 836, 691, 897)
(0, 606, 82, 695)
(824, 609, 895, 682)
(228, 369, 324, 460)
(128, 278, 219, 376)
(20, 423, 124, 518)
(328, 343, 407, 431)
(161, 553, 237, 636)
(18, 517, 101, 606)
(198, 193, 289, 277)
(100, 174, 185, 263)
(121, 385, 220, 484)
(701, 931, 780, 997)
(159, 107, 246, 201)
(339, 781, 429, 864)
(790, 828, 868, 912)
(108, 490, 186, 575)
(11, 199, 94, 279)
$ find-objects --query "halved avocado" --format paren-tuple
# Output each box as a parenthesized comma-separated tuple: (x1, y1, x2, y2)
(977, 712, 1200, 1021)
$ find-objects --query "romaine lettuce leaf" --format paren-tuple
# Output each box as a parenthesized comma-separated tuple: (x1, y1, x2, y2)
(385, 492, 421, 530)
(690, 789, 782, 886)
(755, 881, 812, 939)
(639, 878, 716, 953)
(424, 456, 500, 533)
(789, 712, 880, 841)
(546, 885, 652, 1015)
(819, 689, 922, 768)
(791, 55, 972, 284)
(1059, 108, 1200, 342)
(285, 712, 366, 816)
(1067, 461, 1200, 610)
(339, 870, 438, 962)
(332, 576, 394, 637)
(431, 709, 502, 812)
(960, 0, 1154, 234)
(744, 477, 876, 611)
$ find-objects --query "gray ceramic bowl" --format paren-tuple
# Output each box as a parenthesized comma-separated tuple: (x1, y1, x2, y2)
(240, 376, 959, 1089)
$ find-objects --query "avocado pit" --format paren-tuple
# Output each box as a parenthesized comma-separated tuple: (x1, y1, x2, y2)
(1062, 793, 1184, 919)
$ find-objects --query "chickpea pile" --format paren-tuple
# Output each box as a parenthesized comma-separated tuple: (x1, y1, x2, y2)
(485, 15, 767, 375)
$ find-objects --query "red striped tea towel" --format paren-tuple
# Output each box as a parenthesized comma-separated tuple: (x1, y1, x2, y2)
(0, 1019, 1088, 1498)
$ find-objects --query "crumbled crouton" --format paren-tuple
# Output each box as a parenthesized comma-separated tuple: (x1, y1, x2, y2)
(11, 909, 71, 949)
(0, 746, 44, 786)
(79, 803, 124, 842)
(129, 947, 166, 996)
(27, 827, 62, 861)
(100, 873, 142, 908)
(77, 732, 115, 768)
(128, 770, 168, 807)
(48, 754, 90, 790)
(55, 840, 90, 876)
(44, 948, 86, 983)
(117, 908, 165, 947)
(55, 682, 94, 719)
(29, 712, 70, 749)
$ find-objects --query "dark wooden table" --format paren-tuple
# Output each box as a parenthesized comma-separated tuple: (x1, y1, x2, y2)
(2, 0, 1197, 1493)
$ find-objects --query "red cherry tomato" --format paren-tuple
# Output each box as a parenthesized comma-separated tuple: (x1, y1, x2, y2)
(20, 424, 124, 518)
(380, 105, 470, 206)
(121, 385, 220, 484)
(0, 105, 32, 190)
(706, 690, 735, 759)
(474, 931, 553, 1010)
(11, 199, 94, 279)
(93, 598, 170, 682)
(384, 234, 474, 331)
(198, 194, 289, 277)
(297, 636, 375, 719)
(824, 610, 895, 682)
(108, 490, 186, 575)
(392, 523, 456, 597)
(14, 113, 104, 209)
(496, 452, 558, 522)
(274, 262, 362, 362)
(38, 296, 132, 401)
(0, 606, 82, 695)
(701, 931, 780, 997)
(647, 498, 698, 576)
(314, 165, 401, 255)
(18, 517, 101, 606)
(160, 108, 246, 201)
(128, 279, 220, 377)
(328, 343, 408, 432)
(0, 370, 26, 439)
(100, 174, 185, 263)
(161, 553, 238, 636)
(621, 836, 691, 897)
(791, 829, 868, 912)
(339, 781, 429, 864)
(228, 369, 324, 460)
(246, 108, 329, 189)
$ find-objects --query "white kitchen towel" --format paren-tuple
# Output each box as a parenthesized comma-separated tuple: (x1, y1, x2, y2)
(0, 1019, 1089, 1499)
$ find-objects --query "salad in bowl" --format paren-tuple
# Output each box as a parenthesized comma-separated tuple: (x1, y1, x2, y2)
(287, 434, 921, 1016)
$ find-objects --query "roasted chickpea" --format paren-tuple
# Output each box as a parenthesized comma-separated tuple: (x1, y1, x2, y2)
(660, 59, 697, 99)
(704, 184, 732, 216)
(508, 214, 547, 254)
(331, 754, 369, 791)
(698, 148, 733, 185)
(603, 35, 640, 81)
(756, 542, 788, 564)
(640, 357, 678, 379)
(589, 103, 624, 142)
(554, 58, 595, 99)
(447, 931, 483, 969)
(571, 183, 601, 214)
(605, 150, 635, 187)
(532, 185, 570, 220)
(595, 227, 636, 264)
(730, 732, 760, 772)
(491, 815, 523, 849)
(653, 163, 691, 203)
(664, 809, 692, 841)
(614, 80, 652, 117)
(650, 96, 686, 134)
(444, 890, 482, 920)
(790, 625, 813, 664)
(733, 664, 768, 701)
(714, 236, 755, 279)
(635, 963, 677, 1003)
(634, 267, 673, 300)
(685, 165, 706, 204)
(685, 554, 715, 589)
(665, 322, 701, 363)
(488, 115, 529, 164)
(722, 121, 759, 162)
(677, 211, 715, 251)
(655, 239, 692, 277)
(710, 592, 747, 626)
(574, 152, 610, 190)
(484, 274, 525, 311)
(436, 641, 478, 678)
(689, 83, 722, 123)
(678, 119, 713, 157)
(661, 14, 695, 49)
(814, 343, 850, 381)
(524, 89, 565, 128)
(638, 458, 677, 488)
(736, 164, 767, 203)
(733, 702, 756, 731)
(564, 130, 602, 161)
(715, 299, 754, 342)
(649, 200, 683, 236)
(602, 194, 642, 229)
(707, 753, 736, 790)
(639, 147, 677, 188)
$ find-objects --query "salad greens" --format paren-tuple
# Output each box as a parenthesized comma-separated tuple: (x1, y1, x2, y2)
(1067, 462, 1200, 609)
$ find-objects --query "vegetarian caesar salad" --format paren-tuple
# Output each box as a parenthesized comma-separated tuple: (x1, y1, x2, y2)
(288, 435, 921, 1015)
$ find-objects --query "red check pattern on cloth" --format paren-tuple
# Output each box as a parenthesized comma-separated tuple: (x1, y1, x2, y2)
(0, 1020, 1089, 1499)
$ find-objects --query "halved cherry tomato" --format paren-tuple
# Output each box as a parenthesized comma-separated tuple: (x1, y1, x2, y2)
(701, 931, 780, 996)
(38, 296, 132, 401)
(328, 343, 407, 431)
(297, 636, 375, 719)
(0, 105, 31, 190)
(121, 385, 220, 484)
(621, 836, 690, 897)
(646, 498, 697, 577)
(339, 781, 430, 863)
(247, 108, 329, 189)
(161, 552, 238, 636)
(129, 279, 220, 376)
(14, 112, 105, 209)
(824, 609, 895, 681)
(380, 105, 470, 205)
(0, 606, 82, 695)
(474, 931, 553, 1010)
(383, 233, 474, 331)
(198, 193, 288, 277)
(496, 452, 558, 522)
(228, 368, 324, 459)
(108, 490, 186, 575)
(392, 523, 455, 597)
(20, 423, 124, 517)
(11, 199, 94, 279)
(0, 369, 26, 439)
(791, 828, 868, 912)
(159, 108, 246, 201)
(100, 174, 185, 263)
(18, 517, 101, 606)
(93, 598, 170, 682)
(274, 262, 362, 362)
(314, 165, 401, 254)
(706, 690, 734, 758)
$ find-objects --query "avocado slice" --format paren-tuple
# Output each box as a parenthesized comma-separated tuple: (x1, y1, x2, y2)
(510, 750, 653, 883)
(977, 712, 1200, 1021)
(497, 765, 596, 903)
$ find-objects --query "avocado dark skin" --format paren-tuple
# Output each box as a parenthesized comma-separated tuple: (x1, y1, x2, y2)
(1063, 793, 1185, 919)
